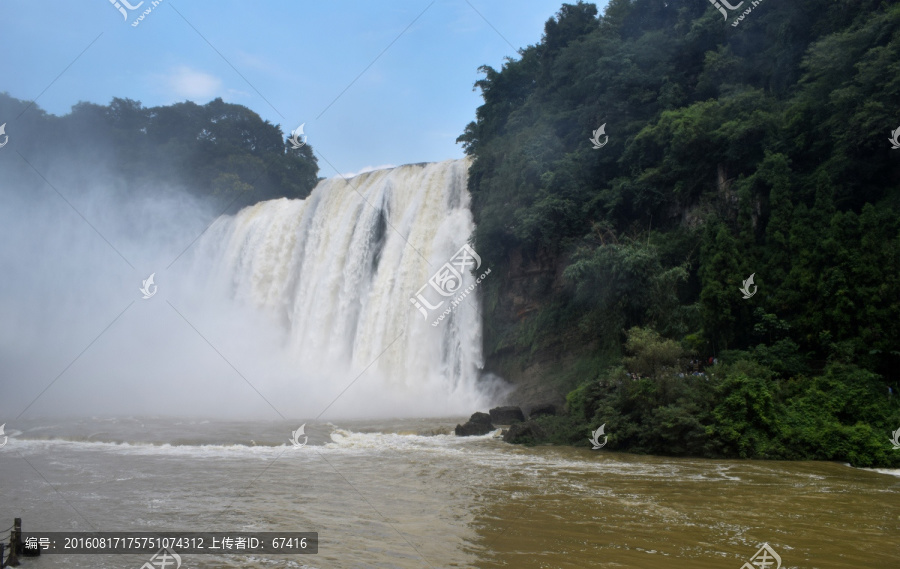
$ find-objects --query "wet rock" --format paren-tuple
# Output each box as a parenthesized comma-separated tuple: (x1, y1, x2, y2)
(454, 412, 494, 436)
(528, 403, 557, 418)
(469, 411, 493, 426)
(488, 406, 525, 425)
(502, 420, 547, 444)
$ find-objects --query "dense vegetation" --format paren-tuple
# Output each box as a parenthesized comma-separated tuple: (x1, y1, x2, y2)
(459, 0, 900, 466)
(0, 93, 318, 202)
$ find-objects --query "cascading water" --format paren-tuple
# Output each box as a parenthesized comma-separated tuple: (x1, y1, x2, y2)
(195, 158, 504, 418)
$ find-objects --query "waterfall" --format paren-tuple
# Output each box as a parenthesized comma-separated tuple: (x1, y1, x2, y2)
(196, 159, 502, 418)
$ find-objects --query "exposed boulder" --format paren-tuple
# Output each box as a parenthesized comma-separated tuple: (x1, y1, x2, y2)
(469, 411, 493, 426)
(528, 403, 557, 418)
(454, 412, 494, 436)
(502, 420, 547, 444)
(489, 406, 525, 425)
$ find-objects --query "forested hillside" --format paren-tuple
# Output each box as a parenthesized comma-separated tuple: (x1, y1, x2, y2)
(0, 94, 319, 202)
(459, 0, 900, 466)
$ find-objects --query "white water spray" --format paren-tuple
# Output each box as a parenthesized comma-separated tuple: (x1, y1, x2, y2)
(196, 159, 503, 418)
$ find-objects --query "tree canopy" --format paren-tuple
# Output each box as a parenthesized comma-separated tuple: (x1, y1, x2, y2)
(0, 94, 319, 202)
(460, 0, 900, 466)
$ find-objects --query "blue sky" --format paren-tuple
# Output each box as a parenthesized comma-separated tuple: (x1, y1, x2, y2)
(0, 0, 609, 177)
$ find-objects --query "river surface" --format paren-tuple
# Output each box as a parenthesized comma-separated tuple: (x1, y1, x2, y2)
(1, 417, 898, 568)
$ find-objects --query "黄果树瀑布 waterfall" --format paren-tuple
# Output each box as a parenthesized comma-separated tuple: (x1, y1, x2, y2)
(196, 159, 506, 418)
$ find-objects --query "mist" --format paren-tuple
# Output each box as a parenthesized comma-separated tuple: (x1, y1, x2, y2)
(0, 150, 504, 422)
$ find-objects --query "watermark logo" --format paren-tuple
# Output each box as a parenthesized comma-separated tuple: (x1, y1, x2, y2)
(708, 0, 763, 27)
(0, 123, 8, 149)
(890, 428, 900, 450)
(131, 0, 164, 28)
(739, 273, 757, 299)
(109, 0, 144, 20)
(889, 127, 900, 149)
(140, 548, 181, 569)
(288, 123, 307, 149)
(0, 424, 7, 448)
(410, 244, 491, 327)
(740, 543, 781, 569)
(589, 424, 607, 449)
(708, 0, 744, 20)
(140, 273, 157, 299)
(290, 424, 307, 448)
(589, 123, 608, 149)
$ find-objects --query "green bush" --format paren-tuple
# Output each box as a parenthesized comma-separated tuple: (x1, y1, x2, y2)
(544, 355, 900, 467)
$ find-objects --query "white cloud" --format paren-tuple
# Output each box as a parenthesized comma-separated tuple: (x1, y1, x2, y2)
(163, 66, 223, 99)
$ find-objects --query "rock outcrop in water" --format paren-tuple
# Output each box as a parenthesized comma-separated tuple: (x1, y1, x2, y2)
(489, 406, 525, 425)
(503, 421, 547, 444)
(454, 412, 494, 436)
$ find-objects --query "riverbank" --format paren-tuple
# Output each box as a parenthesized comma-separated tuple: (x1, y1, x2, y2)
(490, 357, 900, 468)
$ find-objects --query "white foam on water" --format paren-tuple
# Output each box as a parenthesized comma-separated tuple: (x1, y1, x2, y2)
(859, 467, 900, 478)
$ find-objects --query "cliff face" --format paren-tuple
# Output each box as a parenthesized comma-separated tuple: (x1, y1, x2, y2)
(481, 247, 593, 408)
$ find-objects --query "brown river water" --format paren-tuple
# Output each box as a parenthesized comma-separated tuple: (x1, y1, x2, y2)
(1, 417, 897, 568)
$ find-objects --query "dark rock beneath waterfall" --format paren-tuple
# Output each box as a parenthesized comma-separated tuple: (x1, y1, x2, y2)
(502, 420, 547, 444)
(528, 403, 557, 418)
(455, 423, 492, 436)
(454, 412, 494, 436)
(468, 411, 493, 426)
(489, 406, 525, 425)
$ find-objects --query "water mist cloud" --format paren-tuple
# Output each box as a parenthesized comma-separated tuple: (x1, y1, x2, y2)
(0, 158, 503, 422)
